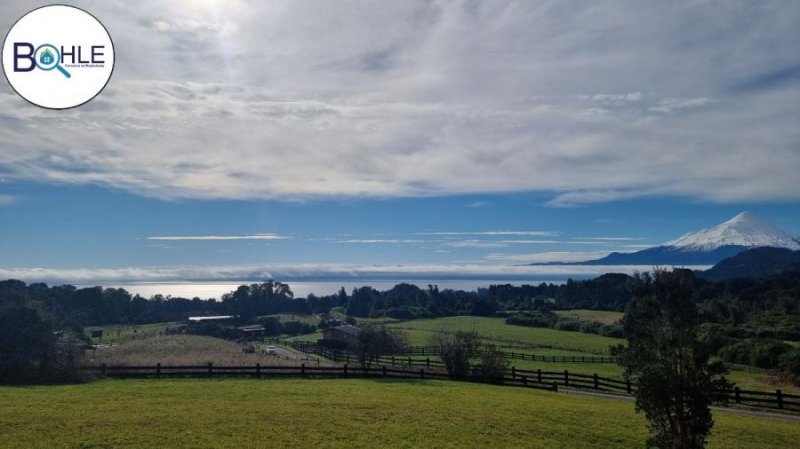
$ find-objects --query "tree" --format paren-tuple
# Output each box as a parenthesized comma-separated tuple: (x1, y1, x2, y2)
(353, 326, 408, 369)
(0, 304, 84, 384)
(474, 343, 509, 383)
(613, 269, 731, 449)
(431, 330, 480, 378)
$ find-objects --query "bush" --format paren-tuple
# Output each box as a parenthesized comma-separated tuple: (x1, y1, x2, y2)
(432, 330, 480, 378)
(473, 344, 509, 383)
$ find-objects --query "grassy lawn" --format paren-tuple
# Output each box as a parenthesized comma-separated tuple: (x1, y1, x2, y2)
(388, 316, 623, 354)
(0, 379, 797, 449)
(554, 309, 624, 325)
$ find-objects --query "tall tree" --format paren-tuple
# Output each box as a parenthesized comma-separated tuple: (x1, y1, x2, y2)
(613, 269, 731, 449)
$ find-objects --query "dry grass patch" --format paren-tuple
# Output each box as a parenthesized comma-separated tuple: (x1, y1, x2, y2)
(87, 334, 304, 367)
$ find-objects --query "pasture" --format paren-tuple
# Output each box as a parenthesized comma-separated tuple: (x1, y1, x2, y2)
(554, 309, 624, 325)
(86, 334, 307, 367)
(0, 379, 797, 449)
(387, 316, 623, 354)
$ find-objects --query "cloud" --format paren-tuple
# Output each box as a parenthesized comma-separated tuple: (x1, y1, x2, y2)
(572, 237, 645, 241)
(0, 1, 798, 205)
(485, 251, 620, 263)
(0, 262, 709, 284)
(338, 239, 425, 244)
(147, 233, 286, 241)
(418, 231, 557, 236)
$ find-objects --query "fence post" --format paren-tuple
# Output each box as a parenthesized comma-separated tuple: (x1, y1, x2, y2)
(537, 369, 542, 384)
(408, 356, 412, 366)
(511, 366, 516, 379)
(522, 375, 527, 386)
(382, 365, 387, 378)
(156, 363, 161, 379)
(208, 362, 213, 378)
(344, 364, 348, 378)
(420, 369, 424, 379)
(511, 351, 515, 359)
(256, 363, 261, 379)
(564, 370, 569, 386)
(301, 363, 306, 377)
(101, 363, 106, 376)
(593, 373, 598, 390)
(392, 355, 395, 365)
(777, 390, 783, 410)
(426, 358, 430, 368)
(734, 386, 740, 404)
(626, 378, 632, 394)
(552, 382, 558, 392)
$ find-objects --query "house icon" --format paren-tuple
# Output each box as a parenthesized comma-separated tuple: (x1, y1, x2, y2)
(39, 49, 55, 65)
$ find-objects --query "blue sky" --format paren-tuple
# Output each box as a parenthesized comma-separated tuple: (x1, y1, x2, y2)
(1, 1, 798, 283)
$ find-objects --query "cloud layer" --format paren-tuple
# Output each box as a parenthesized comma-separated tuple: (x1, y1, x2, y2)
(1, 1, 798, 204)
(0, 262, 709, 285)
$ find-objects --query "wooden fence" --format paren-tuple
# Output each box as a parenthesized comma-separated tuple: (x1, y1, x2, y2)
(82, 363, 554, 391)
(291, 341, 616, 364)
(287, 342, 799, 412)
(82, 363, 799, 412)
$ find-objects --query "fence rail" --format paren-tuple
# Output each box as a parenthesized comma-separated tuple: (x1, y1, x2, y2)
(290, 341, 617, 365)
(82, 362, 799, 412)
(81, 363, 555, 391)
(287, 341, 799, 412)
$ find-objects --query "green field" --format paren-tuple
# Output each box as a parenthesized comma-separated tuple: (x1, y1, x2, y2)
(0, 379, 797, 449)
(261, 313, 320, 326)
(388, 316, 623, 354)
(554, 309, 624, 325)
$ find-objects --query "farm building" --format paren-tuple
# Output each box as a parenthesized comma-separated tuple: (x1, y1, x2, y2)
(236, 324, 266, 340)
(319, 324, 362, 349)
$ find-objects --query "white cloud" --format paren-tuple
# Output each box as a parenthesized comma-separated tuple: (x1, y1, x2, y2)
(0, 262, 709, 284)
(418, 231, 557, 236)
(338, 239, 425, 244)
(147, 233, 286, 241)
(485, 251, 630, 263)
(0, 1, 797, 204)
(572, 237, 644, 241)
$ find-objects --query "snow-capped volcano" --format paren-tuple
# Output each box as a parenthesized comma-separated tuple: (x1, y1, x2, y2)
(533, 212, 800, 266)
(665, 211, 800, 251)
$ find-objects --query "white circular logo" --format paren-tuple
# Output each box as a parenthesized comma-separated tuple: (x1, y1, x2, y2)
(2, 5, 114, 110)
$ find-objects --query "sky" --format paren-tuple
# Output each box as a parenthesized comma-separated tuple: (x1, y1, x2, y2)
(1, 1, 799, 284)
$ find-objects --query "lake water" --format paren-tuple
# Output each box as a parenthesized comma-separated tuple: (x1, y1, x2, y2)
(105, 279, 567, 300)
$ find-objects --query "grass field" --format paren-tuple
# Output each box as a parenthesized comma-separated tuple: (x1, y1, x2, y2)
(87, 334, 305, 367)
(0, 379, 797, 449)
(388, 316, 624, 354)
(84, 322, 181, 344)
(554, 309, 624, 325)
(261, 313, 320, 325)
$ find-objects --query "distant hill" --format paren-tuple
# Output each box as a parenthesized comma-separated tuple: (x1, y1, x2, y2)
(532, 211, 800, 266)
(700, 247, 800, 281)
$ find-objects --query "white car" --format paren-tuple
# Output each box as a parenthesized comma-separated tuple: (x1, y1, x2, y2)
(265, 345, 278, 355)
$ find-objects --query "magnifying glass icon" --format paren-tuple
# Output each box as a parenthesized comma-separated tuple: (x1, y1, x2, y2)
(34, 44, 71, 78)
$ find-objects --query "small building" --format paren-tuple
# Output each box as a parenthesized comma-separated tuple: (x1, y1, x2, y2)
(319, 324, 362, 349)
(236, 324, 266, 340)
